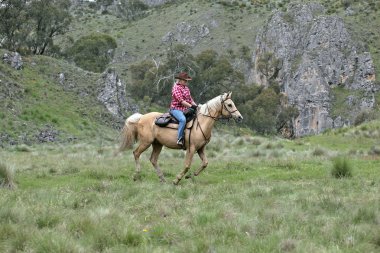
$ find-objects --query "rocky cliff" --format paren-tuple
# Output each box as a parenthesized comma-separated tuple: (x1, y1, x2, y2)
(97, 68, 138, 121)
(249, 3, 377, 137)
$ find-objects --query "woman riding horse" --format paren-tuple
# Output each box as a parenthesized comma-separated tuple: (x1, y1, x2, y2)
(119, 92, 243, 185)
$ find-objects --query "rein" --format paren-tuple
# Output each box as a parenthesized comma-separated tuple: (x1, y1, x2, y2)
(199, 95, 237, 121)
(193, 95, 237, 144)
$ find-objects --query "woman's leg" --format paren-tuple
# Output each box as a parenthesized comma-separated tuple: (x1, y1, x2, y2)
(170, 109, 186, 141)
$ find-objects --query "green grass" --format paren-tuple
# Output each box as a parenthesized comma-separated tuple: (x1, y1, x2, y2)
(1, 121, 380, 252)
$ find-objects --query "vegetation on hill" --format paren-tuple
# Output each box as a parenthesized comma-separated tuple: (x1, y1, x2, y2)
(0, 49, 117, 146)
(67, 33, 117, 73)
(0, 0, 72, 55)
(1, 0, 379, 143)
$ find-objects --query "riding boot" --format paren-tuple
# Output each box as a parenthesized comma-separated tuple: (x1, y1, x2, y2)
(181, 133, 186, 150)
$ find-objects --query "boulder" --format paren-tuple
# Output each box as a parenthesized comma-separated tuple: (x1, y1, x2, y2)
(3, 52, 23, 70)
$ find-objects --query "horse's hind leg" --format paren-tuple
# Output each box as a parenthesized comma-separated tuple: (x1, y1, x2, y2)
(150, 143, 165, 183)
(133, 142, 151, 181)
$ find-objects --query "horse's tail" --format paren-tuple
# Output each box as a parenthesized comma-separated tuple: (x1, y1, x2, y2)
(118, 113, 142, 152)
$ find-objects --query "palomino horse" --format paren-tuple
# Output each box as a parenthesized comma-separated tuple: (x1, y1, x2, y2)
(118, 92, 243, 185)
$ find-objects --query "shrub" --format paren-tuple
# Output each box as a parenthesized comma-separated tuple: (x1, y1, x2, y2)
(312, 147, 326, 156)
(68, 34, 117, 73)
(369, 146, 380, 156)
(0, 162, 16, 189)
(251, 138, 261, 146)
(354, 110, 375, 126)
(331, 157, 352, 178)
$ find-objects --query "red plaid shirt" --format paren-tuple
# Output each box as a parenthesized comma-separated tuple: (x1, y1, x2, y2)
(170, 83, 194, 111)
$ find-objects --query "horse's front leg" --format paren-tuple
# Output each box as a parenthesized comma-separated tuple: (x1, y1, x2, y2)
(195, 146, 208, 176)
(185, 146, 208, 179)
(173, 147, 195, 185)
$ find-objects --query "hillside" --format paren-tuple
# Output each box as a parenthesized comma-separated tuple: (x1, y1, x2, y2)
(60, 0, 380, 135)
(1, 0, 380, 145)
(0, 49, 117, 146)
(60, 0, 380, 78)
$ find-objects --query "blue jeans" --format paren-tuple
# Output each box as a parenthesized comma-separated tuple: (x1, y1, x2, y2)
(170, 109, 186, 140)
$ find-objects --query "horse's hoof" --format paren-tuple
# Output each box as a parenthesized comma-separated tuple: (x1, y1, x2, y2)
(160, 178, 166, 183)
(172, 179, 179, 185)
(133, 174, 141, 181)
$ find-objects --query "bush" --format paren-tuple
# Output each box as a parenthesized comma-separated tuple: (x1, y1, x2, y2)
(369, 145, 380, 156)
(331, 157, 352, 178)
(312, 147, 326, 156)
(354, 110, 375, 126)
(0, 162, 16, 189)
(68, 34, 117, 73)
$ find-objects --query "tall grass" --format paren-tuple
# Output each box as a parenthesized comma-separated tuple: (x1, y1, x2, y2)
(1, 122, 380, 252)
(331, 156, 353, 178)
(0, 161, 16, 189)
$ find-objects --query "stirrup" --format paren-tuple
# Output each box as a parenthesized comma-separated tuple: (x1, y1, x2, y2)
(176, 139, 184, 146)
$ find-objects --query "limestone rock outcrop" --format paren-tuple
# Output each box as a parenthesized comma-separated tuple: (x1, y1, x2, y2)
(97, 69, 137, 120)
(249, 3, 377, 136)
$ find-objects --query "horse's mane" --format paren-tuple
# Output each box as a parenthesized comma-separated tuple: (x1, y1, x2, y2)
(199, 95, 221, 115)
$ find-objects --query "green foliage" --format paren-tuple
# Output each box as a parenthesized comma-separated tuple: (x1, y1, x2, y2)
(128, 46, 243, 105)
(129, 46, 295, 134)
(0, 0, 72, 55)
(27, 0, 72, 55)
(0, 162, 16, 189)
(312, 147, 326, 156)
(238, 87, 285, 134)
(330, 86, 353, 119)
(354, 110, 376, 126)
(0, 0, 28, 52)
(116, 0, 149, 20)
(68, 33, 117, 72)
(1, 125, 380, 252)
(256, 52, 283, 83)
(128, 59, 172, 105)
(331, 156, 353, 178)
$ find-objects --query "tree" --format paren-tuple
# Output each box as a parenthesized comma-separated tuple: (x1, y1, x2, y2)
(0, 0, 72, 55)
(0, 0, 28, 51)
(256, 52, 283, 85)
(68, 33, 117, 73)
(117, 0, 148, 20)
(27, 0, 72, 55)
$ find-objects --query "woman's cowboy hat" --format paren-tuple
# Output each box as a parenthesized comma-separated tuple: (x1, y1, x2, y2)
(175, 72, 192, 81)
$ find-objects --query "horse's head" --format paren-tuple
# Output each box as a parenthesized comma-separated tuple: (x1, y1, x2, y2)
(221, 92, 243, 122)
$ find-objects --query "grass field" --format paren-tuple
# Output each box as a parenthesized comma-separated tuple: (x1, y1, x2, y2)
(1, 122, 380, 253)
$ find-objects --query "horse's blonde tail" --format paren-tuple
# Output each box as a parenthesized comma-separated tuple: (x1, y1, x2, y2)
(118, 113, 142, 152)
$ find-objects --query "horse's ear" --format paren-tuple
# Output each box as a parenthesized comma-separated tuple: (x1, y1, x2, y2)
(227, 91, 232, 98)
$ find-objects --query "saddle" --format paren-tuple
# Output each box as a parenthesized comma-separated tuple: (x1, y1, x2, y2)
(155, 109, 196, 128)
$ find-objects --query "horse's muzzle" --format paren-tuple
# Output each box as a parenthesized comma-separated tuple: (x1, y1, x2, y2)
(235, 116, 243, 123)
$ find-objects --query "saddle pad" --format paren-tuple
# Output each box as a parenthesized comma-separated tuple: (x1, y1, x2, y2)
(155, 111, 196, 128)
(166, 119, 194, 129)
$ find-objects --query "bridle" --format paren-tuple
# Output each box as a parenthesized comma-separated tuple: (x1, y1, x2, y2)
(192, 95, 239, 144)
(199, 95, 238, 121)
